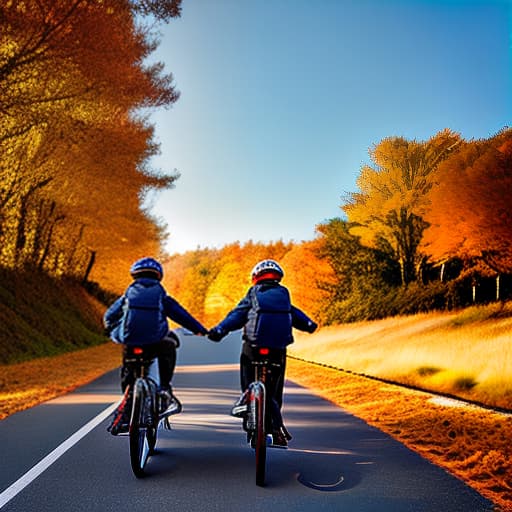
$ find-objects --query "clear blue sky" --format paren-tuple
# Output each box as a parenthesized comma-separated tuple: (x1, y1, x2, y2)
(147, 0, 511, 255)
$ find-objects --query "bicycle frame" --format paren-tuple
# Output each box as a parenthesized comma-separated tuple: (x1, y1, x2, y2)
(245, 346, 283, 486)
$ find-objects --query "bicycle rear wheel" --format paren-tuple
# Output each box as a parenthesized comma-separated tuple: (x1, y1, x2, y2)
(250, 382, 267, 486)
(129, 379, 151, 477)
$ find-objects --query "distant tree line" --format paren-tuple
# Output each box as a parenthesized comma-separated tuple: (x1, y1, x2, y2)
(166, 128, 512, 325)
(163, 240, 335, 326)
(0, 0, 182, 293)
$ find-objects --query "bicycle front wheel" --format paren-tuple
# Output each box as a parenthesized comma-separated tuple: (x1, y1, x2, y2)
(250, 382, 267, 486)
(129, 379, 151, 478)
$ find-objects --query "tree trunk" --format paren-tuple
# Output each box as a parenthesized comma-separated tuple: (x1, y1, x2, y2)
(82, 250, 96, 284)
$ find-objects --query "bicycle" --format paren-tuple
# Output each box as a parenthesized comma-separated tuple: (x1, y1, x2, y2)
(242, 345, 289, 486)
(111, 344, 179, 478)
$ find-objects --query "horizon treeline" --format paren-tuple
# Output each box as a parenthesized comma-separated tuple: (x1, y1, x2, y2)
(0, 0, 182, 293)
(165, 128, 512, 325)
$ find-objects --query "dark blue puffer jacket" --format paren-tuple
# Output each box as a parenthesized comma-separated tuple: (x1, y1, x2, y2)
(103, 277, 207, 345)
(214, 281, 317, 348)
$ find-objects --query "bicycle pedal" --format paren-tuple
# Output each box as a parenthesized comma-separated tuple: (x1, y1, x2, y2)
(160, 403, 182, 417)
(230, 405, 248, 417)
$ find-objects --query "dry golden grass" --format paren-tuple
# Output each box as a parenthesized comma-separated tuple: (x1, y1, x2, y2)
(287, 358, 512, 512)
(0, 343, 121, 420)
(290, 303, 512, 410)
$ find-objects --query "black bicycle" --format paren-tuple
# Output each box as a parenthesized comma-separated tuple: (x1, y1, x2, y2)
(121, 345, 177, 477)
(243, 346, 286, 486)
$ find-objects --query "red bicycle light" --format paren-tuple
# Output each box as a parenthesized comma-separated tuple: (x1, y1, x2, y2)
(259, 348, 269, 355)
(133, 347, 143, 355)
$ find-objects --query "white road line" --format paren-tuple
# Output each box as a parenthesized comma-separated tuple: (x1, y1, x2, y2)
(0, 401, 118, 509)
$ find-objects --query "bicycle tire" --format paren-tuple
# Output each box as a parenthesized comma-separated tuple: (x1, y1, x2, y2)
(147, 385, 158, 454)
(147, 425, 157, 455)
(251, 382, 267, 486)
(129, 379, 151, 477)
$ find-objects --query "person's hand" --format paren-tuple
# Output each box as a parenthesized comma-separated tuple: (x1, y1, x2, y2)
(307, 321, 318, 333)
(208, 327, 224, 342)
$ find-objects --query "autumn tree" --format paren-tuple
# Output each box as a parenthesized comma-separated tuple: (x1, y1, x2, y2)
(0, 0, 182, 289)
(423, 129, 512, 280)
(203, 241, 292, 324)
(165, 241, 294, 324)
(343, 130, 462, 285)
(280, 239, 336, 325)
(164, 248, 223, 323)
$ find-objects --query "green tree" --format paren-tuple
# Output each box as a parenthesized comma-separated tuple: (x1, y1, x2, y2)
(316, 218, 399, 322)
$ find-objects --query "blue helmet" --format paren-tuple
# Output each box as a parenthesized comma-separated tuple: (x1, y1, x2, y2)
(130, 257, 163, 280)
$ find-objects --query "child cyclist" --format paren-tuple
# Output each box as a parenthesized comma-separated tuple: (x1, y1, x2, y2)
(103, 257, 208, 434)
(207, 259, 317, 447)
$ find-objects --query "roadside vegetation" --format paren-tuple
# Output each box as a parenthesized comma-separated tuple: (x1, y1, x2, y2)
(165, 128, 512, 329)
(286, 359, 512, 512)
(0, 1, 182, 294)
(290, 301, 512, 410)
(0, 267, 106, 365)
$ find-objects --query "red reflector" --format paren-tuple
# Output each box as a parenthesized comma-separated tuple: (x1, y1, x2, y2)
(133, 347, 143, 355)
(259, 348, 269, 355)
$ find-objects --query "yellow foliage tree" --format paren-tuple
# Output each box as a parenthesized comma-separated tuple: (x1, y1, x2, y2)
(343, 129, 462, 285)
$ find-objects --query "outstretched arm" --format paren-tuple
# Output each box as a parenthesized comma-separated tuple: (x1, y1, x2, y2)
(291, 305, 317, 333)
(163, 295, 208, 335)
(208, 293, 251, 341)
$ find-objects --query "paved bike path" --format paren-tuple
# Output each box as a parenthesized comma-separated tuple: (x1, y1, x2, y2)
(0, 332, 494, 511)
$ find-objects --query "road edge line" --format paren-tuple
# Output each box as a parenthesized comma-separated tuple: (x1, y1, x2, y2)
(0, 401, 119, 509)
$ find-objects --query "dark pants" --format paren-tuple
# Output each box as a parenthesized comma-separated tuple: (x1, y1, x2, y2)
(120, 336, 178, 392)
(240, 343, 287, 431)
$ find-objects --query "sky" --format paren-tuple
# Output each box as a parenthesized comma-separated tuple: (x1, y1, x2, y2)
(146, 0, 511, 255)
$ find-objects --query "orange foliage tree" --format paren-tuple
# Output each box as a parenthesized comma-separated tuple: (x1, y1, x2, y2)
(203, 241, 293, 324)
(165, 241, 295, 325)
(281, 239, 336, 325)
(0, 0, 182, 291)
(164, 248, 223, 325)
(423, 128, 512, 278)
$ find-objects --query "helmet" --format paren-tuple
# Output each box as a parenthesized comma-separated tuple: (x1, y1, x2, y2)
(251, 259, 284, 284)
(130, 257, 163, 280)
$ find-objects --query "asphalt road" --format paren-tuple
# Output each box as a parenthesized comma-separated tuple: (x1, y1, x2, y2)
(0, 331, 495, 511)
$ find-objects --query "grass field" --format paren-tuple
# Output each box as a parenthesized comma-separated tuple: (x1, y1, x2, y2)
(290, 301, 512, 410)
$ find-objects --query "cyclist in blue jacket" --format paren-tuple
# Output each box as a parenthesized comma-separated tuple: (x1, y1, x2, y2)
(104, 257, 208, 432)
(208, 259, 317, 447)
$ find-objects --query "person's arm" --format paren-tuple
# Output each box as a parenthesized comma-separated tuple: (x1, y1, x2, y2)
(291, 305, 317, 333)
(163, 295, 208, 335)
(208, 293, 251, 341)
